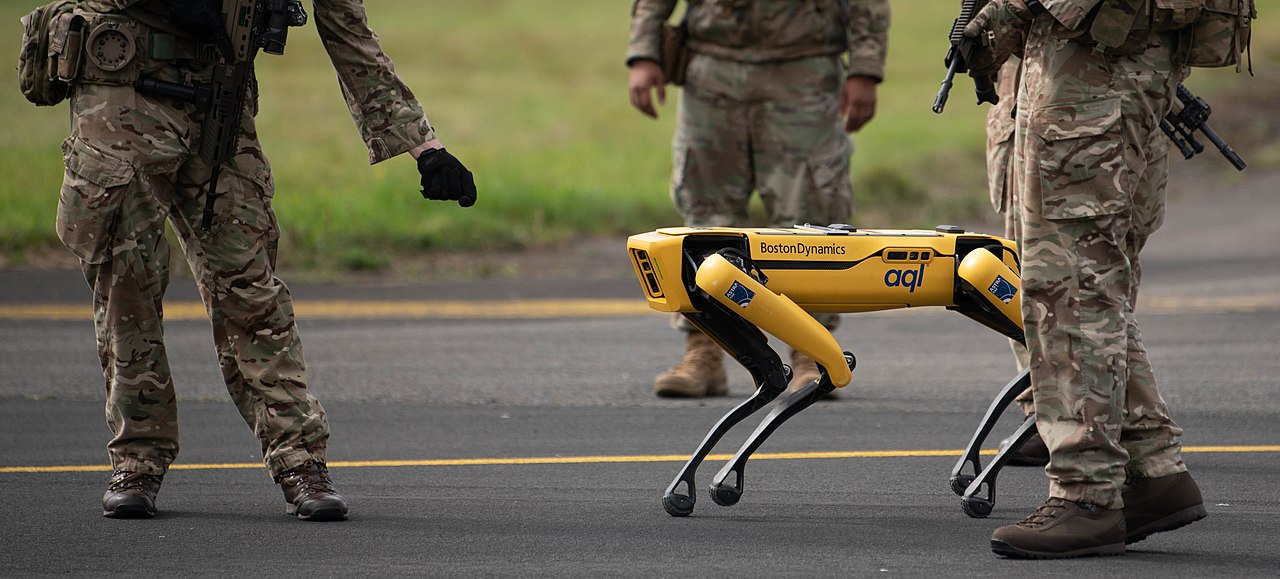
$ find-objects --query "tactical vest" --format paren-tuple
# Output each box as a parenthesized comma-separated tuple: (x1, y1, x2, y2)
(1089, 0, 1255, 70)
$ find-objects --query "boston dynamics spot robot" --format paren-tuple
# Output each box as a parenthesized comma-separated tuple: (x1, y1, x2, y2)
(628, 224, 1038, 519)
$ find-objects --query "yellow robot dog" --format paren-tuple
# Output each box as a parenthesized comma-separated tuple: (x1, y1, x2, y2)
(628, 224, 1038, 518)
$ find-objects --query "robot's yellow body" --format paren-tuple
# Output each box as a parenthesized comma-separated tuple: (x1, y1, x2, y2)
(627, 225, 1034, 518)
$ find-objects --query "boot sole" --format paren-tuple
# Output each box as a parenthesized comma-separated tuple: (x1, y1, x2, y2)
(287, 503, 349, 522)
(654, 385, 728, 398)
(103, 504, 155, 519)
(991, 539, 1125, 559)
(1126, 503, 1207, 545)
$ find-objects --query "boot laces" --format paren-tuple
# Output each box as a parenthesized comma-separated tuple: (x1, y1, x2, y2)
(1018, 498, 1070, 528)
(108, 470, 161, 493)
(282, 461, 336, 499)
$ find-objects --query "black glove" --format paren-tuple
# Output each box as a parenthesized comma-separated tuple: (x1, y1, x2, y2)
(416, 148, 477, 208)
(963, 0, 1034, 81)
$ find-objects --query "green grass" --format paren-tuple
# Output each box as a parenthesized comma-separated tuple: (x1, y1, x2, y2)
(2, 0, 1275, 271)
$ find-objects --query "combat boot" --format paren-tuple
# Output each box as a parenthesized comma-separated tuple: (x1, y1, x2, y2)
(1122, 471, 1206, 545)
(102, 470, 163, 519)
(991, 498, 1126, 559)
(998, 429, 1049, 466)
(788, 349, 837, 399)
(277, 460, 349, 521)
(654, 331, 728, 398)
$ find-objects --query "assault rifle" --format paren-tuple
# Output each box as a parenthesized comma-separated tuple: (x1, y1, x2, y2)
(1161, 84, 1247, 171)
(136, 0, 308, 229)
(932, 0, 999, 114)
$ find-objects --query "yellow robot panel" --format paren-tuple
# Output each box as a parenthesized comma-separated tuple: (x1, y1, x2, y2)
(744, 229, 960, 312)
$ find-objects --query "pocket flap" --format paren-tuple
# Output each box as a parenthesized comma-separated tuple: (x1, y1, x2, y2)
(63, 138, 134, 189)
(1033, 97, 1122, 141)
(1201, 0, 1244, 15)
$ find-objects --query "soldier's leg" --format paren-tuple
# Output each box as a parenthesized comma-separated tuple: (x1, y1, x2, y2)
(1116, 79, 1186, 479)
(168, 120, 328, 477)
(77, 176, 180, 476)
(656, 54, 756, 397)
(1016, 25, 1140, 509)
(672, 54, 755, 228)
(58, 84, 184, 477)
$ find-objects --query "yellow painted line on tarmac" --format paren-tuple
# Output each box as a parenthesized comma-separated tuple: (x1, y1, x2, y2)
(2, 294, 1278, 321)
(2, 445, 1276, 474)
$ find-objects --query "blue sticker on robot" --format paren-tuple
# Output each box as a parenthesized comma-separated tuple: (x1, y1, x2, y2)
(726, 281, 755, 308)
(988, 275, 1018, 304)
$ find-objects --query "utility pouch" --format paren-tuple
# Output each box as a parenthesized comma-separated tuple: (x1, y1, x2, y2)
(17, 0, 78, 106)
(78, 13, 145, 86)
(50, 12, 86, 83)
(661, 19, 692, 86)
(1151, 0, 1205, 32)
(1088, 0, 1149, 56)
(1184, 0, 1254, 69)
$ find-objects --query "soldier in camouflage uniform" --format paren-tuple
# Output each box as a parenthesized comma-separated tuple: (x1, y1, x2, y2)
(985, 56, 1052, 467)
(965, 0, 1206, 558)
(626, 0, 889, 398)
(55, 0, 475, 520)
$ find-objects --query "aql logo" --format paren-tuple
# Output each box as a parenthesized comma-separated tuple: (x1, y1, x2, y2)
(884, 264, 926, 293)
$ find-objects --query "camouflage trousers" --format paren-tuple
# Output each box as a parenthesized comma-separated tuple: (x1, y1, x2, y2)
(56, 80, 328, 478)
(1014, 18, 1189, 508)
(672, 53, 854, 332)
(986, 57, 1031, 385)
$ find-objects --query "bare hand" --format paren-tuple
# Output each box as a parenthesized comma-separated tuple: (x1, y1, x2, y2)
(628, 60, 667, 119)
(840, 76, 878, 133)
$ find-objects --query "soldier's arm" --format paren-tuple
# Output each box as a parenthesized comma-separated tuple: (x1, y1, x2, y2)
(845, 0, 890, 82)
(625, 0, 679, 67)
(312, 0, 436, 164)
(1037, 0, 1104, 30)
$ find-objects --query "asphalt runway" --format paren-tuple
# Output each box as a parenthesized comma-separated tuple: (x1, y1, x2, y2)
(2, 169, 1279, 576)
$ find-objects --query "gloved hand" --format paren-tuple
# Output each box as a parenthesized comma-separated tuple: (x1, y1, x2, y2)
(417, 148, 477, 208)
(963, 0, 1034, 81)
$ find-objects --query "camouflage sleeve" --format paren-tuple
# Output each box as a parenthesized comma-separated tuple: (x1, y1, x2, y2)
(313, 0, 435, 164)
(1040, 0, 1104, 30)
(845, 0, 890, 82)
(625, 0, 679, 66)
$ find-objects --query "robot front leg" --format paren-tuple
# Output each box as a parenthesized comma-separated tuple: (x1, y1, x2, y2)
(707, 353, 855, 508)
(661, 306, 792, 517)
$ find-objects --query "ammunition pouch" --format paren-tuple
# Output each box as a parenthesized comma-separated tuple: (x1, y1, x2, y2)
(661, 19, 692, 86)
(17, 0, 78, 106)
(1183, 0, 1254, 69)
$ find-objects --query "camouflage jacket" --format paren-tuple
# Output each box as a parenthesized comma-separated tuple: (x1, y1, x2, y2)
(77, 0, 433, 164)
(627, 0, 890, 80)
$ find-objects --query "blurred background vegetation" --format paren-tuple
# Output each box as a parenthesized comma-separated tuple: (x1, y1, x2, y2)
(2, 0, 1276, 275)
